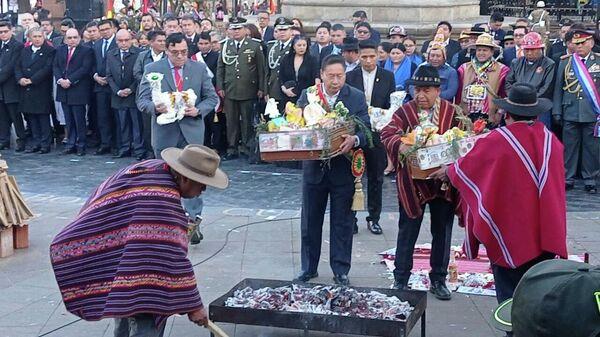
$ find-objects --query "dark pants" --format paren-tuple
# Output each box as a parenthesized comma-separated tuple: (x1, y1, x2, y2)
(204, 110, 226, 153)
(114, 314, 165, 337)
(0, 102, 26, 147)
(563, 121, 599, 186)
(224, 98, 255, 155)
(26, 114, 52, 149)
(141, 110, 153, 156)
(491, 253, 555, 304)
(97, 92, 119, 150)
(62, 103, 87, 151)
(87, 93, 99, 146)
(394, 198, 454, 285)
(117, 107, 144, 156)
(364, 143, 386, 223)
(301, 175, 355, 276)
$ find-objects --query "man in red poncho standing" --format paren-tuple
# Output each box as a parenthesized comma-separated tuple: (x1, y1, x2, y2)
(430, 82, 568, 308)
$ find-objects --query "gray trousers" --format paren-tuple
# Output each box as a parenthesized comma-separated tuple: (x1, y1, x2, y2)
(114, 315, 166, 337)
(563, 121, 600, 186)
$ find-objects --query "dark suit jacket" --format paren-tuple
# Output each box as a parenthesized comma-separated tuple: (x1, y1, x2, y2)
(202, 50, 218, 86)
(15, 43, 55, 114)
(106, 47, 141, 109)
(346, 66, 396, 109)
(186, 34, 200, 57)
(279, 53, 320, 99)
(309, 43, 331, 63)
(421, 39, 461, 61)
(0, 38, 24, 103)
(297, 84, 371, 186)
(51, 35, 64, 47)
(46, 30, 61, 41)
(547, 40, 566, 58)
(93, 37, 118, 93)
(502, 47, 517, 66)
(133, 49, 166, 82)
(53, 44, 94, 105)
(262, 26, 275, 42)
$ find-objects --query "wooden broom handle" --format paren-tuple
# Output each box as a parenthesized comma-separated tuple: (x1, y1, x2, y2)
(207, 320, 229, 337)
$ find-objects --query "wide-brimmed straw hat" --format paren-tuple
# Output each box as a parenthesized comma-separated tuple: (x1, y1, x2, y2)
(162, 145, 229, 189)
(475, 33, 499, 49)
(493, 83, 552, 117)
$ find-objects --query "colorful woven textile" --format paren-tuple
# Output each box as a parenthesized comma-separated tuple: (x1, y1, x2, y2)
(50, 160, 202, 325)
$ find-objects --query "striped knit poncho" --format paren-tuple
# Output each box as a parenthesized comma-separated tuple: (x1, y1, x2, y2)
(50, 159, 202, 326)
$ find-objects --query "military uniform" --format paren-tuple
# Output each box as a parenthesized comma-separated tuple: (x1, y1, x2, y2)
(216, 25, 266, 157)
(553, 48, 600, 190)
(265, 38, 292, 109)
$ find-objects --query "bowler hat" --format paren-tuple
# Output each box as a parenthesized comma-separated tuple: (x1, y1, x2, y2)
(493, 83, 552, 117)
(405, 65, 441, 87)
(162, 145, 229, 189)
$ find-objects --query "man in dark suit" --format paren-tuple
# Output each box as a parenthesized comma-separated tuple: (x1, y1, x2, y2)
(421, 21, 462, 62)
(502, 26, 528, 66)
(294, 55, 371, 286)
(0, 21, 25, 151)
(40, 17, 60, 42)
(488, 12, 506, 45)
(547, 18, 572, 59)
(346, 40, 395, 235)
(93, 19, 118, 155)
(181, 15, 200, 56)
(349, 11, 381, 44)
(133, 30, 166, 159)
(106, 29, 144, 160)
(309, 24, 331, 63)
(15, 27, 55, 153)
(257, 10, 275, 42)
(51, 18, 75, 47)
(53, 28, 94, 156)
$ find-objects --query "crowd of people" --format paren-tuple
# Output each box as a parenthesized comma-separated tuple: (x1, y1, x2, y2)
(31, 2, 599, 336)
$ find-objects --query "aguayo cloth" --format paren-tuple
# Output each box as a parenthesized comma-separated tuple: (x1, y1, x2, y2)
(380, 99, 460, 219)
(447, 122, 568, 269)
(49, 160, 203, 326)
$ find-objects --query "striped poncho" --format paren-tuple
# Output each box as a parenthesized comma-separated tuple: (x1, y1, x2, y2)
(50, 159, 202, 326)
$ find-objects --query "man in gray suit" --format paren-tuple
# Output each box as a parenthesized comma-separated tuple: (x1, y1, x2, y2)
(137, 32, 219, 218)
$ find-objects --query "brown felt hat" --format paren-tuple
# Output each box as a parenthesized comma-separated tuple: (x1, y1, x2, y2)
(162, 144, 229, 189)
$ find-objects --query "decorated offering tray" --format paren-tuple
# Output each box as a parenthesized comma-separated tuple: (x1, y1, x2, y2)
(209, 278, 427, 337)
(259, 122, 354, 161)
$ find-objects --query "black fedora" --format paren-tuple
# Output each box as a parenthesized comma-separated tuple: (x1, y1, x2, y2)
(341, 37, 359, 52)
(493, 83, 552, 117)
(405, 65, 441, 87)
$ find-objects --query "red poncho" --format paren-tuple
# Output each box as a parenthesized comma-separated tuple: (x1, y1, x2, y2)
(447, 122, 568, 268)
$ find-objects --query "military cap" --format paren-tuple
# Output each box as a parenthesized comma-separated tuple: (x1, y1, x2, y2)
(274, 17, 292, 30)
(228, 17, 247, 29)
(572, 29, 593, 44)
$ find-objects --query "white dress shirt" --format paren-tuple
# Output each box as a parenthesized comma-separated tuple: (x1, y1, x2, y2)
(362, 68, 376, 105)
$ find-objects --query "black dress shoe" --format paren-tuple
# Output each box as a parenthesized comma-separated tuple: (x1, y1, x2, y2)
(367, 220, 383, 235)
(353, 217, 358, 235)
(77, 150, 86, 156)
(392, 280, 409, 290)
(15, 144, 25, 152)
(430, 280, 451, 300)
(113, 151, 131, 158)
(0, 143, 9, 150)
(293, 271, 318, 283)
(136, 153, 147, 161)
(585, 185, 597, 194)
(333, 274, 350, 286)
(25, 147, 40, 153)
(62, 148, 76, 155)
(38, 148, 50, 154)
(94, 147, 111, 155)
(565, 183, 575, 191)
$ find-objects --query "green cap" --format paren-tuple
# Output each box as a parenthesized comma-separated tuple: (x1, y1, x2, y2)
(492, 259, 600, 336)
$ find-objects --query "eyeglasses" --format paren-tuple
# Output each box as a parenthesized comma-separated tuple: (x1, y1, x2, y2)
(169, 49, 188, 56)
(356, 30, 370, 34)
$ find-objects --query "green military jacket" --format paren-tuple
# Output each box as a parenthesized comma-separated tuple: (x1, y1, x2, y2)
(216, 37, 266, 101)
(265, 39, 292, 100)
(553, 52, 600, 123)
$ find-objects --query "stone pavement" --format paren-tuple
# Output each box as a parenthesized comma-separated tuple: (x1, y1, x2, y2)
(0, 149, 598, 337)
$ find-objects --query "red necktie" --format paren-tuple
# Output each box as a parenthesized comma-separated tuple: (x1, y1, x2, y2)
(174, 66, 183, 91)
(66, 47, 74, 67)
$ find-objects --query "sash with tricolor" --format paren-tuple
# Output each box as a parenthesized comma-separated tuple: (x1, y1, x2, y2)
(571, 54, 600, 137)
